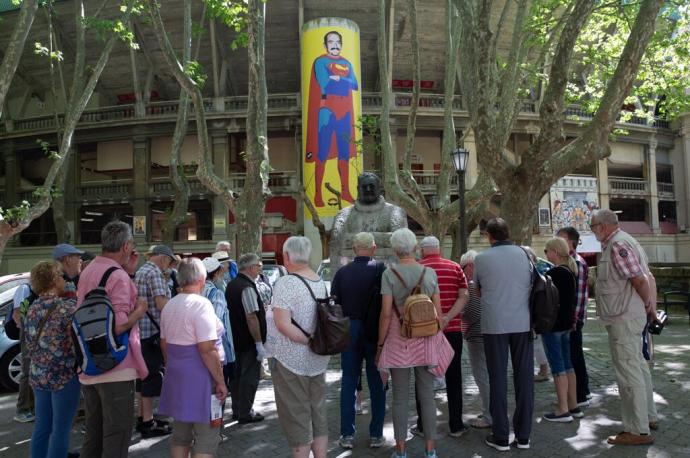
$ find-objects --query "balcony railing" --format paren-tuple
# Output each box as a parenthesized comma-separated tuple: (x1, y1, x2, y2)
(409, 170, 460, 193)
(229, 171, 298, 193)
(553, 175, 598, 191)
(657, 182, 675, 200)
(609, 177, 648, 196)
(1, 92, 672, 136)
(80, 180, 133, 202)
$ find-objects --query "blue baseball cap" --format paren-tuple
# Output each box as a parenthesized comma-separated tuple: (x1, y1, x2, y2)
(53, 243, 84, 261)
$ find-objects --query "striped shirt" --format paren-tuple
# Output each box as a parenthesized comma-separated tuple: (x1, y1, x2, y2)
(419, 254, 467, 332)
(461, 282, 482, 342)
(571, 251, 589, 323)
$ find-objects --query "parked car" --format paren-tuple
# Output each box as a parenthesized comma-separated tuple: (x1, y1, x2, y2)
(0, 284, 28, 391)
(262, 264, 288, 288)
(316, 260, 331, 293)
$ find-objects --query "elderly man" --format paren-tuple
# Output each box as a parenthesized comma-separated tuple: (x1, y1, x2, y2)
(135, 244, 176, 437)
(412, 236, 469, 438)
(590, 209, 659, 446)
(556, 226, 592, 406)
(77, 221, 148, 458)
(53, 243, 84, 294)
(474, 218, 533, 451)
(331, 232, 386, 449)
(214, 241, 239, 284)
(225, 253, 267, 424)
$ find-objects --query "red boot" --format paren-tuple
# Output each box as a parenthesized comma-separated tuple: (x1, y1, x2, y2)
(338, 159, 355, 204)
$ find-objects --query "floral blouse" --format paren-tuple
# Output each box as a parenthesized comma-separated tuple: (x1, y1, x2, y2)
(24, 296, 78, 391)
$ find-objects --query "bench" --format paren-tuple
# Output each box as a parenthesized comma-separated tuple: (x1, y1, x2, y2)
(657, 291, 690, 324)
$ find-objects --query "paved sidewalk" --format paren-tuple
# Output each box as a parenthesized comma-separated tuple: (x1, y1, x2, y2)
(1, 303, 689, 457)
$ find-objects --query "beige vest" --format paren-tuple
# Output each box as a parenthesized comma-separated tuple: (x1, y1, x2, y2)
(595, 230, 647, 325)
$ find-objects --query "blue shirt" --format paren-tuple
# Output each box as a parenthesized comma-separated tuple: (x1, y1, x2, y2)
(330, 256, 380, 319)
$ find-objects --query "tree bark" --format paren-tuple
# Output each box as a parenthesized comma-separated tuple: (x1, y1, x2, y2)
(147, 0, 237, 212)
(0, 0, 39, 119)
(236, 0, 270, 256)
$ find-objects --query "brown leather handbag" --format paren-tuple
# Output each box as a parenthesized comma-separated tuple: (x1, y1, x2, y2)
(391, 267, 440, 338)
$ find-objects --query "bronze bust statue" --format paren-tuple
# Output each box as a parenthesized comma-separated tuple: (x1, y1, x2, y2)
(329, 172, 408, 271)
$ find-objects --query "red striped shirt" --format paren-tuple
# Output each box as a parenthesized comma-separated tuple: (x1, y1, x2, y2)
(420, 254, 467, 332)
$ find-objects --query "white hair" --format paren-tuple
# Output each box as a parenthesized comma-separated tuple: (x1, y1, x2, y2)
(460, 249, 478, 267)
(390, 228, 418, 257)
(215, 240, 231, 252)
(353, 232, 375, 249)
(283, 236, 312, 264)
(177, 258, 206, 287)
(238, 253, 261, 271)
(592, 209, 618, 226)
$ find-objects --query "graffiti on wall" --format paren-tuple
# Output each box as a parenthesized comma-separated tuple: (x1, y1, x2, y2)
(550, 191, 599, 233)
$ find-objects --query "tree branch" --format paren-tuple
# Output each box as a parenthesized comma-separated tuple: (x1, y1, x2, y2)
(0, 0, 39, 118)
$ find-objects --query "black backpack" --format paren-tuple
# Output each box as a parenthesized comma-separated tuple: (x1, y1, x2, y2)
(362, 262, 387, 344)
(523, 251, 560, 334)
(290, 274, 350, 355)
(4, 286, 37, 340)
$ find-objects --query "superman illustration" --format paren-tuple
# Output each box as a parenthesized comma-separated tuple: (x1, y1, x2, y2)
(305, 31, 359, 207)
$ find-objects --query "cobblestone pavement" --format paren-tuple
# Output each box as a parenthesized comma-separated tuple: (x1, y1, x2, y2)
(1, 303, 689, 457)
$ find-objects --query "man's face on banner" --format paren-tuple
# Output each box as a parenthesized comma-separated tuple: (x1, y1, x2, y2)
(325, 33, 342, 57)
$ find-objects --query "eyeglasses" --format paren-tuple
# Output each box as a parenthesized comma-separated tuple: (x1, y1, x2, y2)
(543, 249, 549, 254)
(589, 223, 601, 230)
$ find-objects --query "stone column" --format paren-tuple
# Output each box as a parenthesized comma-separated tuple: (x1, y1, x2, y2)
(211, 131, 230, 243)
(597, 159, 610, 209)
(680, 114, 690, 231)
(648, 140, 660, 234)
(132, 136, 150, 245)
(2, 144, 18, 207)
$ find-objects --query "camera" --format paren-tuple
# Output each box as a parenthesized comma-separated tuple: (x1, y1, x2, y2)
(648, 311, 668, 335)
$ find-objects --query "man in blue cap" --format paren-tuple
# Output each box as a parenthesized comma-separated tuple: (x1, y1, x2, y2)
(53, 243, 84, 295)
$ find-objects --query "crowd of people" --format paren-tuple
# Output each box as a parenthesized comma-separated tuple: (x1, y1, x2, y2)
(9, 209, 660, 457)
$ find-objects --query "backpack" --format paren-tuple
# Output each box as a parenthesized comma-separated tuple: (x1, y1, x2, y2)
(362, 262, 387, 344)
(524, 252, 560, 334)
(71, 267, 129, 375)
(391, 267, 440, 338)
(290, 274, 350, 356)
(4, 285, 37, 340)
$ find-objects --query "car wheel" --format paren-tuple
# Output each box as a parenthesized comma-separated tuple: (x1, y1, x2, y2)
(0, 345, 21, 391)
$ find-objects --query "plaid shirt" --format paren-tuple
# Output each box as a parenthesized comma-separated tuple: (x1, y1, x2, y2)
(135, 261, 171, 339)
(601, 228, 644, 279)
(570, 251, 589, 323)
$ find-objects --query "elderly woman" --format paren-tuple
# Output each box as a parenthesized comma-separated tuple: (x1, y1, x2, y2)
(203, 257, 236, 389)
(459, 250, 492, 429)
(158, 258, 228, 458)
(267, 236, 330, 458)
(541, 237, 579, 423)
(377, 228, 446, 458)
(24, 261, 80, 458)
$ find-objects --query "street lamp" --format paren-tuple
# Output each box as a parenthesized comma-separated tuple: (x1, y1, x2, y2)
(451, 147, 469, 259)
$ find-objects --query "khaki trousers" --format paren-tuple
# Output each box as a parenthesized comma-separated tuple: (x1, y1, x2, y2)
(606, 316, 658, 435)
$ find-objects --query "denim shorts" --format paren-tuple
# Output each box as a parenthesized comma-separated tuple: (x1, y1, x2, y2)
(541, 330, 573, 376)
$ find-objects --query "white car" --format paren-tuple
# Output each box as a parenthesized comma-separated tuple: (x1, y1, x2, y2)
(0, 273, 30, 391)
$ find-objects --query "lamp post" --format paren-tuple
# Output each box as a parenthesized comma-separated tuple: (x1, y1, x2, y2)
(451, 147, 469, 259)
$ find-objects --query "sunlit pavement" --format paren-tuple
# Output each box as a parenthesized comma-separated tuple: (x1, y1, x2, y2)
(2, 302, 689, 457)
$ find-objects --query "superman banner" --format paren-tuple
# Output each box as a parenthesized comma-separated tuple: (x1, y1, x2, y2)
(302, 18, 363, 218)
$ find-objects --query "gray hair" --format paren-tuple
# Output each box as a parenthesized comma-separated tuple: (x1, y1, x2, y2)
(353, 232, 375, 249)
(460, 249, 478, 267)
(238, 253, 261, 271)
(215, 240, 231, 251)
(177, 257, 206, 287)
(283, 236, 312, 264)
(390, 228, 418, 257)
(592, 209, 618, 226)
(101, 221, 133, 253)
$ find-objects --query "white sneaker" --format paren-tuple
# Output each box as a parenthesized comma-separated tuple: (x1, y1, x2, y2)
(13, 412, 35, 423)
(370, 436, 385, 448)
(338, 435, 354, 449)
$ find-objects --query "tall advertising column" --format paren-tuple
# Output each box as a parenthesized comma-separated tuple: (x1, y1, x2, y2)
(301, 18, 363, 223)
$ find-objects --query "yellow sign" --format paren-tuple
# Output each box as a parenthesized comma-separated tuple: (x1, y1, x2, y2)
(302, 18, 363, 218)
(213, 217, 226, 229)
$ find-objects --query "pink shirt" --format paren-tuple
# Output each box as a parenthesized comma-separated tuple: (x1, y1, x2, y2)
(77, 256, 148, 384)
(160, 293, 225, 362)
